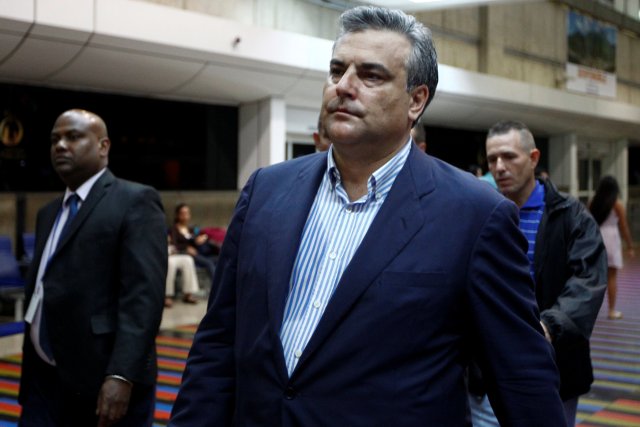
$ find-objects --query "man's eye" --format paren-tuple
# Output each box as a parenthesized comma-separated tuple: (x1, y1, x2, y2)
(329, 68, 344, 80)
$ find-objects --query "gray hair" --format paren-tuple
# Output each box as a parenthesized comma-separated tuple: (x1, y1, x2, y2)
(335, 6, 439, 121)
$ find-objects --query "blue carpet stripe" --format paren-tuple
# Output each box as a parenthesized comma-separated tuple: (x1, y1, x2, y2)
(593, 362, 640, 374)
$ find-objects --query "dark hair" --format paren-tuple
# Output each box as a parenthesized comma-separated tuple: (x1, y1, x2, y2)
(336, 6, 439, 122)
(589, 175, 620, 225)
(468, 164, 482, 175)
(174, 203, 189, 223)
(487, 120, 536, 151)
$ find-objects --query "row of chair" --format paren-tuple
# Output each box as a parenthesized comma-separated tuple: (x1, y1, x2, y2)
(0, 233, 34, 325)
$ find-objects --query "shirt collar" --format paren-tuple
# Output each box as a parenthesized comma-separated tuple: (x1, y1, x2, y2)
(64, 168, 107, 204)
(521, 179, 545, 210)
(326, 139, 412, 202)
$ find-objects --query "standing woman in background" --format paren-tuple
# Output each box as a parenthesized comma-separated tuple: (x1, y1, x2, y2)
(590, 175, 635, 319)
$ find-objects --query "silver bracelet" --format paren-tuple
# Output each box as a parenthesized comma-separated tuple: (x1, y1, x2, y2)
(106, 374, 133, 386)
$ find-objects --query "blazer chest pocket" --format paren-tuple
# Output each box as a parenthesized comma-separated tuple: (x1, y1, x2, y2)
(91, 313, 117, 335)
(368, 271, 452, 323)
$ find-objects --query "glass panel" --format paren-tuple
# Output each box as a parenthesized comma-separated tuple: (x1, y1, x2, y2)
(579, 159, 589, 191)
(592, 160, 602, 190)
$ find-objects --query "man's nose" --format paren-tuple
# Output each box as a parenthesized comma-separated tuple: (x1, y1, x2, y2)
(53, 138, 69, 150)
(335, 66, 357, 98)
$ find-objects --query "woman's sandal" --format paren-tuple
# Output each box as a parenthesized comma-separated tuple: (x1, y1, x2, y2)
(608, 310, 623, 320)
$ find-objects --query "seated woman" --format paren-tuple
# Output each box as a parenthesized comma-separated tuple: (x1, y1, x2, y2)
(170, 203, 217, 286)
(165, 251, 200, 308)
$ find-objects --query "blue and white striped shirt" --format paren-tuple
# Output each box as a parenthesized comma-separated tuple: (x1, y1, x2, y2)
(519, 180, 545, 280)
(279, 141, 412, 376)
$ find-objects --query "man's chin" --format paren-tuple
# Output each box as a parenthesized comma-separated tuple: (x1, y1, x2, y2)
(497, 185, 512, 196)
(54, 165, 72, 175)
(328, 128, 361, 145)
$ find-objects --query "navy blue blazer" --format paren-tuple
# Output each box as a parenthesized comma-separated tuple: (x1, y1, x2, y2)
(170, 146, 566, 426)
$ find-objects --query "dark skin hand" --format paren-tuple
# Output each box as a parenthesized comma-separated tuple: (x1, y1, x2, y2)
(96, 378, 132, 426)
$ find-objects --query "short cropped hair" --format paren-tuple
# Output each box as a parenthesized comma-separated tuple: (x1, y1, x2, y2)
(487, 120, 536, 151)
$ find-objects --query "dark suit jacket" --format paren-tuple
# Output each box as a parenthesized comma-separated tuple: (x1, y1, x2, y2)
(19, 169, 167, 400)
(169, 147, 566, 426)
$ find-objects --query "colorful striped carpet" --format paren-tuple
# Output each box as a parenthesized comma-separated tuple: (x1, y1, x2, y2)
(0, 324, 197, 427)
(1, 259, 639, 426)
(577, 255, 640, 427)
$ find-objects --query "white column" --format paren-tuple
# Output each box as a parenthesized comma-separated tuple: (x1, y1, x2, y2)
(608, 139, 629, 204)
(238, 97, 286, 189)
(549, 133, 578, 196)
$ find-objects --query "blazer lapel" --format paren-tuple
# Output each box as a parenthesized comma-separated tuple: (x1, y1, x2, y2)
(293, 148, 435, 375)
(54, 170, 113, 253)
(265, 155, 327, 376)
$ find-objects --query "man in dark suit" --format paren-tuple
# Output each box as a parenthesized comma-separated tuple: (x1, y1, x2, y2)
(19, 109, 167, 427)
(169, 6, 566, 426)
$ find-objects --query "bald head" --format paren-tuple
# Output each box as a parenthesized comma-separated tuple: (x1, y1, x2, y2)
(50, 109, 111, 190)
(59, 109, 109, 139)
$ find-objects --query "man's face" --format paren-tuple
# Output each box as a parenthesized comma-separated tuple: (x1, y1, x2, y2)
(320, 29, 426, 152)
(50, 112, 108, 188)
(486, 129, 539, 203)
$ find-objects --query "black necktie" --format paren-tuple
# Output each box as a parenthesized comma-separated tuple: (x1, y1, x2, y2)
(40, 194, 81, 361)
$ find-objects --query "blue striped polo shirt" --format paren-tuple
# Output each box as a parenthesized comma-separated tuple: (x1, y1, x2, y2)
(519, 180, 545, 279)
(279, 140, 412, 376)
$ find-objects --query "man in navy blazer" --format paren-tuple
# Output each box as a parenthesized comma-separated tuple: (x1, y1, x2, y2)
(19, 109, 167, 426)
(170, 6, 566, 426)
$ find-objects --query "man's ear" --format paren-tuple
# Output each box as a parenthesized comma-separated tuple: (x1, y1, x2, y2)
(99, 137, 111, 157)
(530, 148, 540, 167)
(408, 85, 429, 123)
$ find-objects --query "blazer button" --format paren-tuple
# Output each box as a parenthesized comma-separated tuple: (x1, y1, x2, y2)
(284, 386, 296, 400)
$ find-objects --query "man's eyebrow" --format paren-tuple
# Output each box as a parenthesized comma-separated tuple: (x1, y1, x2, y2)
(329, 59, 391, 76)
(359, 62, 391, 76)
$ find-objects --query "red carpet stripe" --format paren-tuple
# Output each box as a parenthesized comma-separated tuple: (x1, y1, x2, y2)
(0, 380, 18, 397)
(0, 400, 21, 417)
(0, 363, 20, 379)
(156, 346, 189, 359)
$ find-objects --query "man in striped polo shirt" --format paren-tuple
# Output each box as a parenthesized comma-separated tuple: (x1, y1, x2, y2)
(469, 120, 607, 427)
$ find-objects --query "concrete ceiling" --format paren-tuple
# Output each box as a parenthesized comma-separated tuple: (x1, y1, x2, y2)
(353, 0, 544, 13)
(1, 0, 639, 142)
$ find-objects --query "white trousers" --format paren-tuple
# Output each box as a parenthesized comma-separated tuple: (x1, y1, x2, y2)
(166, 254, 200, 296)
